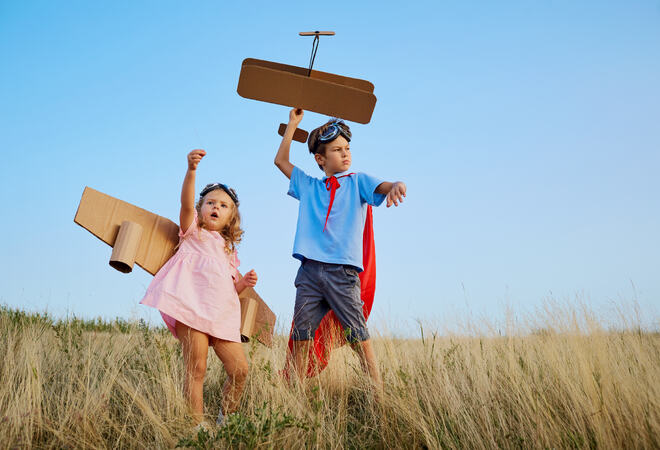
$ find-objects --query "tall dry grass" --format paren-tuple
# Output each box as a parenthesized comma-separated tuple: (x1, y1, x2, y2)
(0, 303, 658, 449)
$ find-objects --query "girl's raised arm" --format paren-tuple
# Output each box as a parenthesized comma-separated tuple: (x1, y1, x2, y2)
(180, 149, 206, 232)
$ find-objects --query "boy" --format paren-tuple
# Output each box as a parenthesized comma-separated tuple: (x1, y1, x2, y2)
(274, 108, 407, 389)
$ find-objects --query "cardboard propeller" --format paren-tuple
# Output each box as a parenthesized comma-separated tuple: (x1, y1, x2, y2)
(74, 186, 276, 347)
(237, 31, 377, 134)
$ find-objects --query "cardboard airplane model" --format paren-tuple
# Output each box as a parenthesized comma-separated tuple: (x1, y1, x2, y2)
(237, 31, 377, 143)
(74, 186, 276, 347)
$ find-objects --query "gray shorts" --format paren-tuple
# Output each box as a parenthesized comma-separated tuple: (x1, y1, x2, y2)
(292, 259, 369, 343)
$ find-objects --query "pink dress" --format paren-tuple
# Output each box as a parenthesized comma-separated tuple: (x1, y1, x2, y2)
(140, 211, 242, 342)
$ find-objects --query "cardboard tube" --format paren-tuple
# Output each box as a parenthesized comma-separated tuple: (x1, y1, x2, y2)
(109, 221, 143, 273)
(240, 297, 259, 339)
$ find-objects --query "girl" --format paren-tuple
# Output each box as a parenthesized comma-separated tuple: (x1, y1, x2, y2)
(140, 149, 257, 429)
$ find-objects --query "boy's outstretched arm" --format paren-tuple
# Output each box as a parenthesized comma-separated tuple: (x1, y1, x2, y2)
(274, 108, 304, 179)
(376, 181, 407, 207)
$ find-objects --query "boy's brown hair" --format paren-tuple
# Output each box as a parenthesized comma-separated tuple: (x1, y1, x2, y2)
(307, 118, 351, 170)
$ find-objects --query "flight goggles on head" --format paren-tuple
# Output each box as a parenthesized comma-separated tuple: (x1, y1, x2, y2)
(199, 183, 239, 206)
(318, 121, 352, 144)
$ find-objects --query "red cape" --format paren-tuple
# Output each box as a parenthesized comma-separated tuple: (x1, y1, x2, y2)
(285, 205, 376, 377)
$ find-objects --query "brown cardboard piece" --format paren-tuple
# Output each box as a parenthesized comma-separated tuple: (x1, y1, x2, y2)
(240, 297, 258, 338)
(237, 58, 377, 124)
(278, 123, 309, 143)
(74, 186, 276, 347)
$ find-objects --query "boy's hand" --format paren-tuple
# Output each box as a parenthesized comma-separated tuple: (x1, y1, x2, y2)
(288, 108, 304, 126)
(386, 181, 407, 207)
(187, 149, 206, 171)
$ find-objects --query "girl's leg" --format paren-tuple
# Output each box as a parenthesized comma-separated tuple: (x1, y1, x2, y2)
(210, 339, 249, 414)
(176, 321, 210, 424)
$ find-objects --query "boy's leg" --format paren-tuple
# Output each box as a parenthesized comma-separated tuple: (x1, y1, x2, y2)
(323, 264, 383, 396)
(351, 339, 383, 397)
(290, 260, 328, 381)
(291, 339, 313, 380)
(175, 321, 210, 424)
(210, 339, 249, 414)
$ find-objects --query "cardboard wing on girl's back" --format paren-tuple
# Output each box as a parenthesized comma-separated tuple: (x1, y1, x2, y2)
(285, 205, 377, 377)
(74, 186, 276, 347)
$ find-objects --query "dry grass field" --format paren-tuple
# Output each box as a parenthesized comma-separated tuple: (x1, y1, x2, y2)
(1, 303, 658, 449)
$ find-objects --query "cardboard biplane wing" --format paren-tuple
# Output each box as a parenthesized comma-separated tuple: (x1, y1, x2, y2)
(238, 58, 377, 124)
(74, 186, 276, 347)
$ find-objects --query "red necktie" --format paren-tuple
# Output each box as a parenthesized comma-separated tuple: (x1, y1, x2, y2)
(323, 173, 354, 232)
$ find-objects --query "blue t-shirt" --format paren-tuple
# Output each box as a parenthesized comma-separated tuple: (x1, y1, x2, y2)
(288, 166, 386, 271)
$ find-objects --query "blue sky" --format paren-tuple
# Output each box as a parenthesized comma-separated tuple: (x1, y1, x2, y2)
(1, 1, 659, 335)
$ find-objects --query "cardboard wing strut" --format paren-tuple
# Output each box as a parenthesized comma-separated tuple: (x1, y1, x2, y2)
(74, 186, 276, 347)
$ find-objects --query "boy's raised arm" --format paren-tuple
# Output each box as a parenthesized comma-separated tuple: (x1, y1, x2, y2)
(274, 108, 304, 179)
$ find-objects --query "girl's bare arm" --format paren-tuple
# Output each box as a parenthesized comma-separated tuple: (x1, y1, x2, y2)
(180, 149, 205, 231)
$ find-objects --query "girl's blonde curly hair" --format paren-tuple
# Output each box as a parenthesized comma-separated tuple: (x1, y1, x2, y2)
(195, 192, 244, 254)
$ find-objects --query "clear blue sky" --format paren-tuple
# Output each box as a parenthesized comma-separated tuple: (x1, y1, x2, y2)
(1, 1, 659, 335)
